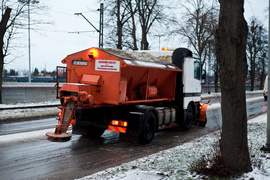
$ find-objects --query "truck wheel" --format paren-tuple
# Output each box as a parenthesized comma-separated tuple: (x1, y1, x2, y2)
(139, 111, 156, 144)
(86, 126, 106, 138)
(180, 104, 194, 131)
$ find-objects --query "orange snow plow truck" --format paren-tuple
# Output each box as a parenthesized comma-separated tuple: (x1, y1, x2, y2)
(46, 47, 208, 144)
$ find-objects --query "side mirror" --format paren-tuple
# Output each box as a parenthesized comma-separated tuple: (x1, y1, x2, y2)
(202, 69, 206, 83)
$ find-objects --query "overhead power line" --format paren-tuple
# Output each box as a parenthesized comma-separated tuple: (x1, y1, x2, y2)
(74, 3, 104, 47)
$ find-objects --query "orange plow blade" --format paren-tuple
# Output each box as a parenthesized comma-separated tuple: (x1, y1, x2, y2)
(198, 102, 209, 127)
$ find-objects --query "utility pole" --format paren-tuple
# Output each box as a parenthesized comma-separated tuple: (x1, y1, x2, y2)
(18, 0, 39, 83)
(74, 3, 104, 48)
(261, 0, 270, 151)
(154, 34, 164, 50)
(98, 3, 104, 48)
(28, 0, 31, 83)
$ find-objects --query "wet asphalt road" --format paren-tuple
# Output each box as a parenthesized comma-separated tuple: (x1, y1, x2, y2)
(0, 94, 267, 180)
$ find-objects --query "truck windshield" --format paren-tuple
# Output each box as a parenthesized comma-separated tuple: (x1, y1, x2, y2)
(194, 61, 201, 80)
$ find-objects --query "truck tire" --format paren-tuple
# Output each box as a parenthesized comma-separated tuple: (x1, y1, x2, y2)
(180, 104, 194, 131)
(139, 111, 156, 144)
(86, 126, 106, 138)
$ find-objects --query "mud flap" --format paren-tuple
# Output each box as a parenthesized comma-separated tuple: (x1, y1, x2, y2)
(119, 111, 143, 144)
(119, 129, 140, 144)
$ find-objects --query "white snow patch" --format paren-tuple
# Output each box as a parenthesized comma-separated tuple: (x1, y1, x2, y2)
(205, 96, 264, 111)
(247, 96, 264, 102)
(0, 100, 60, 108)
(0, 101, 60, 121)
(0, 107, 59, 121)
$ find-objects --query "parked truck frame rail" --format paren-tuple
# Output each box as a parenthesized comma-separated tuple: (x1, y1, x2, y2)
(46, 47, 208, 144)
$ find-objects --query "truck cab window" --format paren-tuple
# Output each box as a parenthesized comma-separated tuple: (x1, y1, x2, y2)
(194, 61, 201, 80)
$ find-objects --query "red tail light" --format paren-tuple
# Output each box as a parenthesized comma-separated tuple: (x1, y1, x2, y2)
(71, 119, 75, 125)
(110, 120, 128, 127)
(58, 112, 61, 118)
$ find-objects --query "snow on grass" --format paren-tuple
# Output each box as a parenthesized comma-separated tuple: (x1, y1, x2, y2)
(79, 132, 220, 179)
(0, 101, 60, 121)
(0, 100, 60, 108)
(78, 113, 270, 180)
(240, 113, 270, 180)
(0, 107, 59, 121)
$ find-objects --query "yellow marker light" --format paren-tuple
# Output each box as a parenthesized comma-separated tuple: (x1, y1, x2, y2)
(122, 121, 128, 127)
(161, 47, 168, 51)
(89, 48, 98, 58)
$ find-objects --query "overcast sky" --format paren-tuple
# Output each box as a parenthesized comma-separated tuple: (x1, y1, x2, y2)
(4, 0, 269, 73)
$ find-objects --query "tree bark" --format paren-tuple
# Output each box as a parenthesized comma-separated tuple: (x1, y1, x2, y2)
(0, 7, 12, 104)
(260, 56, 266, 90)
(250, 54, 255, 91)
(141, 26, 149, 50)
(216, 0, 252, 172)
(128, 1, 138, 50)
(116, 0, 122, 49)
(214, 68, 219, 92)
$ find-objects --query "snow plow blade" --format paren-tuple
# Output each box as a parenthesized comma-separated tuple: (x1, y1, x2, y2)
(197, 100, 210, 127)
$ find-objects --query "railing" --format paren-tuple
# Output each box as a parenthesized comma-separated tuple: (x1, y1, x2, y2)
(56, 66, 67, 99)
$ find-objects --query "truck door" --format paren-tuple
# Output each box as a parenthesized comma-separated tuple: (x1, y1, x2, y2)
(182, 57, 201, 109)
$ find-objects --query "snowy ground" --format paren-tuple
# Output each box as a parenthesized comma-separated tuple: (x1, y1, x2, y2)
(0, 101, 60, 121)
(78, 114, 270, 180)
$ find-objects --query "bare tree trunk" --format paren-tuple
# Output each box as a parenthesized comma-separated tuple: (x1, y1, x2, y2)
(216, 0, 252, 172)
(131, 19, 138, 50)
(0, 7, 12, 104)
(116, 0, 122, 49)
(250, 57, 255, 91)
(141, 27, 149, 50)
(214, 69, 219, 92)
(128, 1, 138, 50)
(260, 57, 265, 90)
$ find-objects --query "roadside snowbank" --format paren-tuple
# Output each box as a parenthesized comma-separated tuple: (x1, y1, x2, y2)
(0, 101, 60, 122)
(0, 100, 60, 109)
(78, 113, 270, 180)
